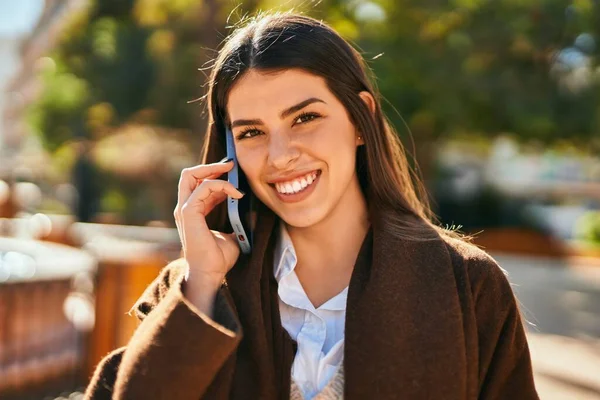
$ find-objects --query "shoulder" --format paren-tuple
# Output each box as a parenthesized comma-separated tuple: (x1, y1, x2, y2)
(127, 257, 189, 321)
(438, 232, 514, 302)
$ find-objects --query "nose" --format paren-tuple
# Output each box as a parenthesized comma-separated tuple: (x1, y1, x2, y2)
(268, 131, 300, 170)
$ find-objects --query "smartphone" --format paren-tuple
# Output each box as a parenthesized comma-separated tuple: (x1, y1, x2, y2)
(225, 127, 253, 254)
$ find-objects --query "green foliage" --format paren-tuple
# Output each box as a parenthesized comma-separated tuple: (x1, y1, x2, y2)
(27, 0, 599, 222)
(348, 0, 599, 145)
(574, 211, 600, 243)
(101, 188, 128, 213)
(27, 68, 90, 152)
(27, 0, 213, 153)
(31, 0, 600, 152)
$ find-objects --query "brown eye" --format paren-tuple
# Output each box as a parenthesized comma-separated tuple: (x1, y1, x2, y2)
(237, 127, 262, 140)
(294, 112, 320, 125)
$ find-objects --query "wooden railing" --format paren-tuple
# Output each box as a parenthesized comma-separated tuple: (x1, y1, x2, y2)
(67, 222, 181, 380)
(0, 238, 96, 399)
(0, 215, 182, 397)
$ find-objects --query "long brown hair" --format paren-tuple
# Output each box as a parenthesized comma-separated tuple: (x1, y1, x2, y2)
(201, 11, 462, 241)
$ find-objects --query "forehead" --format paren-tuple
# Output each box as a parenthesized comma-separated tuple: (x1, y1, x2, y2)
(227, 68, 332, 120)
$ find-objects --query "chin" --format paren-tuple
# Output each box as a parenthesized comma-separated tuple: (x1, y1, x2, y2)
(277, 209, 328, 229)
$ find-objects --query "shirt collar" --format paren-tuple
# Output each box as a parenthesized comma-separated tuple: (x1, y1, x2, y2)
(274, 221, 297, 283)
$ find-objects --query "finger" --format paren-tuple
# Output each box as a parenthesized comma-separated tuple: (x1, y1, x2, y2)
(178, 163, 232, 207)
(202, 191, 227, 216)
(212, 231, 241, 267)
(174, 212, 185, 250)
(179, 179, 243, 260)
(180, 210, 212, 260)
(175, 214, 186, 254)
(174, 170, 222, 218)
(177, 161, 234, 206)
(174, 172, 222, 253)
(183, 179, 244, 216)
(185, 160, 234, 180)
(173, 206, 189, 260)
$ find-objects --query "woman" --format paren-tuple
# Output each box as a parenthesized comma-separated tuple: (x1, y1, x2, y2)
(85, 12, 539, 400)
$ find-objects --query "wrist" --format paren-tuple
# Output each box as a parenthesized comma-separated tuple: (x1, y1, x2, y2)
(183, 269, 223, 316)
(185, 268, 224, 289)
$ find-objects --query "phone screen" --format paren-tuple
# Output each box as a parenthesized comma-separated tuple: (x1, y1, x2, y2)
(225, 127, 253, 254)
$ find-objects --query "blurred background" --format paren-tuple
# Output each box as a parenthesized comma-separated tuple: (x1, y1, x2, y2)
(0, 0, 599, 399)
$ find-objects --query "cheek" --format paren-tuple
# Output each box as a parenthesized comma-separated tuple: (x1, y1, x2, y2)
(316, 116, 355, 143)
(237, 146, 264, 182)
(309, 120, 357, 158)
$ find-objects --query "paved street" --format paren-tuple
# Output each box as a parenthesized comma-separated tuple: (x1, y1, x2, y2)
(492, 252, 600, 400)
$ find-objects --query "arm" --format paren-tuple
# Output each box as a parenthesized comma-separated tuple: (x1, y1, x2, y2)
(84, 347, 126, 400)
(472, 255, 539, 400)
(84, 259, 242, 400)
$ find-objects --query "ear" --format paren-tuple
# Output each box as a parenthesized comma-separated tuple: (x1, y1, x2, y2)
(359, 91, 376, 116)
(356, 91, 376, 146)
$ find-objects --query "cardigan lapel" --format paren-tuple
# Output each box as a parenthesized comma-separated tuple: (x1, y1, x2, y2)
(344, 209, 468, 399)
(226, 203, 284, 399)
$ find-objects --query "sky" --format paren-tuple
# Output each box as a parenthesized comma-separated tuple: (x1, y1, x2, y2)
(0, 0, 44, 37)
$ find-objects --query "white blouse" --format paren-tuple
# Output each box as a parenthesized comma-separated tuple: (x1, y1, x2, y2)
(274, 222, 347, 400)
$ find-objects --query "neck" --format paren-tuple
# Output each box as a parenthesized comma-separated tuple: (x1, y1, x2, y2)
(286, 176, 370, 278)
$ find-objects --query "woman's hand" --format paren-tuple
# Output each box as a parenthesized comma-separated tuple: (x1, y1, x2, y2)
(173, 159, 244, 312)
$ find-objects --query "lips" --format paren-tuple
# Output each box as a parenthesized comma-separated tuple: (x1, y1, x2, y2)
(273, 170, 319, 195)
(268, 169, 322, 203)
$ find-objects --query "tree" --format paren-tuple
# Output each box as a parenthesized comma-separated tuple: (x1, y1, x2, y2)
(27, 0, 599, 223)
(27, 0, 252, 222)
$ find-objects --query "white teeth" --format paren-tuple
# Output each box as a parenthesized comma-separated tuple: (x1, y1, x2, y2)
(274, 171, 319, 195)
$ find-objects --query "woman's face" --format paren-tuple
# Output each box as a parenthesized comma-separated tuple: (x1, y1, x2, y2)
(226, 68, 368, 228)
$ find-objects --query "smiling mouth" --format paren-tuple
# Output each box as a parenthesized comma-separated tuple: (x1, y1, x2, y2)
(270, 170, 321, 195)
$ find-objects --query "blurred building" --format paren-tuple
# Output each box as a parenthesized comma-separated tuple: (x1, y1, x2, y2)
(435, 135, 600, 241)
(0, 36, 21, 178)
(1, 0, 88, 179)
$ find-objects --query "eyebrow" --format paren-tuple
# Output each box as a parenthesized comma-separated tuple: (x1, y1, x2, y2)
(230, 97, 326, 129)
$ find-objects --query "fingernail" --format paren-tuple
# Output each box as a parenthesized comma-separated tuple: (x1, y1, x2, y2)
(219, 157, 234, 163)
(237, 189, 246, 197)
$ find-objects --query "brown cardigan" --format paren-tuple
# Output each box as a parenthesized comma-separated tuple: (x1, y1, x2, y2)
(84, 206, 539, 399)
